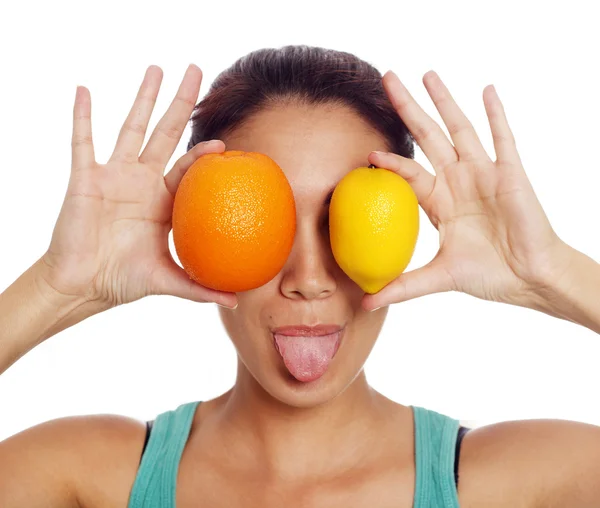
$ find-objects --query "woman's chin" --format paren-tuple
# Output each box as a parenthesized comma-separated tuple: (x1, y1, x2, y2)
(266, 374, 344, 408)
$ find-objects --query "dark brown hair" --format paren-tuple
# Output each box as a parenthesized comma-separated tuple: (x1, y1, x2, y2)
(187, 45, 415, 159)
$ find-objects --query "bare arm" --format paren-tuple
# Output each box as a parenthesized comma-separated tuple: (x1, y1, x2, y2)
(1, 66, 235, 374)
(525, 243, 600, 334)
(361, 70, 600, 339)
(0, 258, 108, 375)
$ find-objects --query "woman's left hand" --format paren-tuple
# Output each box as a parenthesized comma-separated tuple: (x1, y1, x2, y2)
(362, 70, 576, 311)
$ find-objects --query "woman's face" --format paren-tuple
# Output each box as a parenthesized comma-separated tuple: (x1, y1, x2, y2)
(219, 102, 391, 408)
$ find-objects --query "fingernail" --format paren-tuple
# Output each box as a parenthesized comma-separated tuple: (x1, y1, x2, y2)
(369, 306, 381, 312)
(371, 151, 387, 156)
(217, 302, 238, 310)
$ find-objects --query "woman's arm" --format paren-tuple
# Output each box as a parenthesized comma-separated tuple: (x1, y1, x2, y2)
(0, 258, 109, 375)
(0, 64, 234, 508)
(361, 70, 600, 339)
(525, 242, 600, 334)
(1, 65, 237, 377)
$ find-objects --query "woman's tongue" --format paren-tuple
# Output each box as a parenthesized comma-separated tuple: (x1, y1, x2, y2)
(274, 332, 340, 383)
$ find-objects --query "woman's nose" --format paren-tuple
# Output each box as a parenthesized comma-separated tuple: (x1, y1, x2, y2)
(280, 222, 337, 300)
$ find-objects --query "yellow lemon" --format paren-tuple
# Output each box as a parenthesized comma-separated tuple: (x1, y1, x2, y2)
(329, 164, 419, 294)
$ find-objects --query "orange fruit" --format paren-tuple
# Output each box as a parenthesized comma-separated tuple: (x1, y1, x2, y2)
(172, 150, 296, 292)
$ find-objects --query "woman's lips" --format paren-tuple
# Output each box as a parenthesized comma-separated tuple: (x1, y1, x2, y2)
(271, 324, 343, 336)
(271, 325, 344, 383)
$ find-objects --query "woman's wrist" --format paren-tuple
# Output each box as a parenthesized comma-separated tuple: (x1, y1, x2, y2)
(0, 257, 109, 374)
(524, 241, 600, 334)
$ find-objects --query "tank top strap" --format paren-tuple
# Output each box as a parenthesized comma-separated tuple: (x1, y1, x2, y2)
(127, 400, 202, 508)
(411, 405, 461, 508)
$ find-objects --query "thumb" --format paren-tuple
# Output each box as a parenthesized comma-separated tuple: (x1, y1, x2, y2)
(150, 257, 238, 309)
(164, 139, 226, 196)
(367, 150, 435, 206)
(362, 260, 453, 311)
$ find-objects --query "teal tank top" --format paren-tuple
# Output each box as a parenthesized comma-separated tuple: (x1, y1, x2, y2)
(127, 401, 461, 508)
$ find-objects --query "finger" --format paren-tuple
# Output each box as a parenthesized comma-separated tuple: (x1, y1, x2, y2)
(382, 70, 458, 171)
(361, 259, 453, 310)
(367, 150, 435, 205)
(422, 71, 492, 163)
(483, 85, 523, 166)
(151, 258, 238, 308)
(109, 65, 163, 164)
(71, 86, 96, 170)
(164, 139, 226, 196)
(139, 64, 202, 170)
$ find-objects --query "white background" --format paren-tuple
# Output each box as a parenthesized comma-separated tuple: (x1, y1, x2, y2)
(1, 0, 599, 440)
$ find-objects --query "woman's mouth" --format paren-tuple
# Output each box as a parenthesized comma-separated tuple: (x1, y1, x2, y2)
(271, 325, 344, 383)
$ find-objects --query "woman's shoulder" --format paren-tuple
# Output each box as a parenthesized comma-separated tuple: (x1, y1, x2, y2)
(4, 414, 146, 506)
(18, 402, 201, 508)
(457, 418, 600, 508)
(71, 413, 149, 507)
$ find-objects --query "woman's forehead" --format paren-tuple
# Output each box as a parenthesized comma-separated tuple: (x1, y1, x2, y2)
(223, 103, 387, 191)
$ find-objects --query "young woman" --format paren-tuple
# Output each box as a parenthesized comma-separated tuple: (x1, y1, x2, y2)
(1, 45, 599, 508)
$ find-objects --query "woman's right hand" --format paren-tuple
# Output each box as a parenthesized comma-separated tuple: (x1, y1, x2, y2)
(39, 64, 238, 310)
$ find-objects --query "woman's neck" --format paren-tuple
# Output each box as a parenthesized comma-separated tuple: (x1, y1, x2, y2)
(198, 367, 410, 481)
